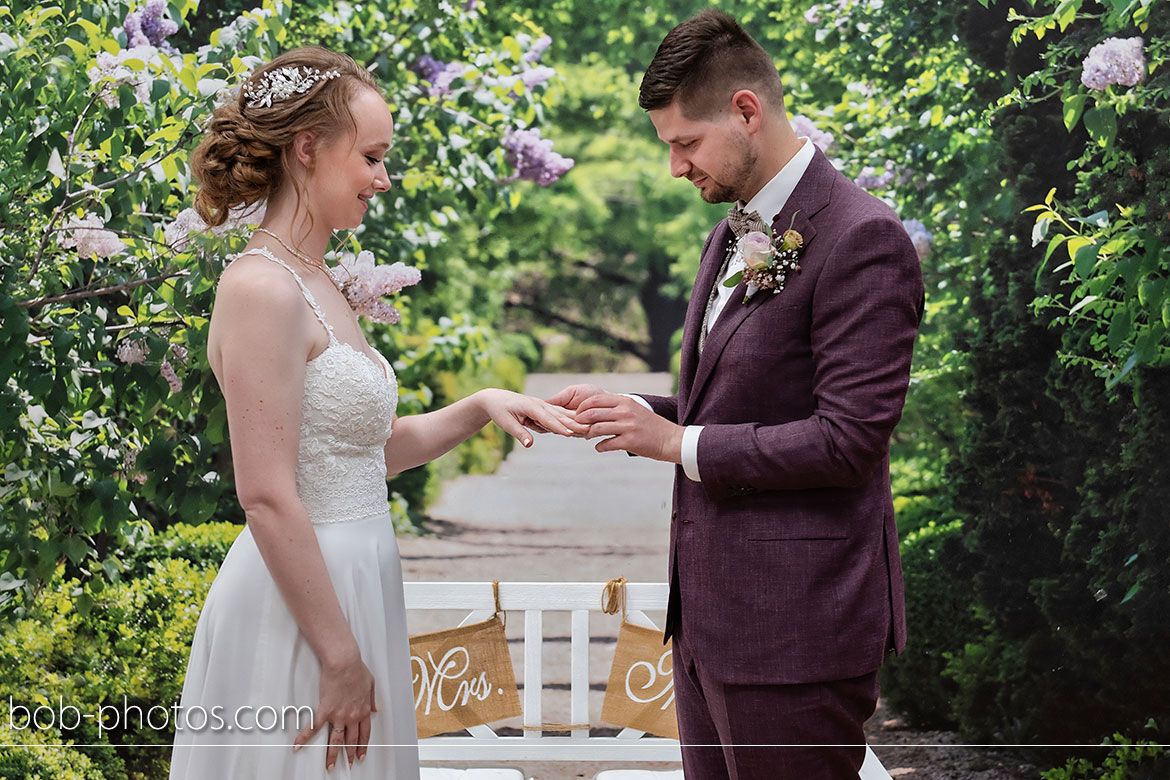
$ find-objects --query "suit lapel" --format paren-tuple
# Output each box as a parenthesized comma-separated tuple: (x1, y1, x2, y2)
(682, 148, 836, 423)
(678, 219, 734, 404)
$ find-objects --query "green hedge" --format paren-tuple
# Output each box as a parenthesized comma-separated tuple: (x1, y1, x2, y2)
(880, 517, 984, 728)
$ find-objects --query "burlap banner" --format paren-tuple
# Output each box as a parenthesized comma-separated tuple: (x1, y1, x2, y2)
(598, 578, 679, 739)
(409, 583, 522, 738)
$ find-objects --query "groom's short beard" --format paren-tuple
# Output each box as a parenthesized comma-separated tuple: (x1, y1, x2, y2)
(700, 133, 758, 204)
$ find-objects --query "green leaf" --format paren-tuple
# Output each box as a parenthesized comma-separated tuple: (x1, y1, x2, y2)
(722, 270, 744, 288)
(1124, 553, 1138, 567)
(1107, 307, 1132, 352)
(1074, 242, 1099, 278)
(1062, 93, 1087, 131)
(1120, 582, 1141, 604)
(1083, 107, 1118, 147)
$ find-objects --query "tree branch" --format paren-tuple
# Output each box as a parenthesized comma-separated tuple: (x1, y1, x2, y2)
(505, 298, 651, 363)
(17, 268, 190, 311)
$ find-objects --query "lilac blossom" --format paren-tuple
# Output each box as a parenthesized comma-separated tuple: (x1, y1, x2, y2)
(522, 35, 552, 64)
(121, 448, 147, 484)
(902, 218, 933, 261)
(116, 338, 148, 365)
(501, 128, 574, 186)
(159, 358, 182, 393)
(123, 0, 179, 53)
(59, 213, 124, 258)
(791, 114, 835, 153)
(328, 250, 422, 324)
(166, 202, 266, 250)
(87, 47, 157, 107)
(855, 160, 896, 191)
(410, 54, 467, 97)
(520, 66, 556, 91)
(1081, 36, 1145, 91)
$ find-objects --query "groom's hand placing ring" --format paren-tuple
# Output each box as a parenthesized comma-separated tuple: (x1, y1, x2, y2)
(575, 392, 685, 464)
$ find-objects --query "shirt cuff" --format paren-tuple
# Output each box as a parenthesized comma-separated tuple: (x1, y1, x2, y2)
(681, 425, 703, 482)
(623, 393, 654, 411)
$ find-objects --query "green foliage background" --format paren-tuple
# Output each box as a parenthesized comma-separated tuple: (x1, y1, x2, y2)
(1, 0, 1168, 776)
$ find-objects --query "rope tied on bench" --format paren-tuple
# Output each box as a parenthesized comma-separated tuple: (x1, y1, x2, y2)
(602, 576, 628, 619)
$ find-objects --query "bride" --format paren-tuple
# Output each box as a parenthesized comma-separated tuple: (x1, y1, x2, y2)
(169, 46, 583, 779)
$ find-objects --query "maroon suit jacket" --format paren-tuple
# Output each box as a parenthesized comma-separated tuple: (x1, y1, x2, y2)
(639, 148, 924, 686)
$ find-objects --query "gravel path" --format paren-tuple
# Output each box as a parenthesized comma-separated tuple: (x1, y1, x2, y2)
(398, 372, 1039, 780)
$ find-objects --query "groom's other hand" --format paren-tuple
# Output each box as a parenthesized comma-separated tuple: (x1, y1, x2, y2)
(576, 393, 684, 464)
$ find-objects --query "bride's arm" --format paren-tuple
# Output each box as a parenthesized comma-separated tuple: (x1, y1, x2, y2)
(213, 261, 373, 760)
(383, 389, 585, 475)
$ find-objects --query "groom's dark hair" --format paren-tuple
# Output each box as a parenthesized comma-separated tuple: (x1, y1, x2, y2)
(639, 9, 783, 119)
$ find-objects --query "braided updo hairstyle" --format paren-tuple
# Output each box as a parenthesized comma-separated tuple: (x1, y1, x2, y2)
(191, 46, 381, 227)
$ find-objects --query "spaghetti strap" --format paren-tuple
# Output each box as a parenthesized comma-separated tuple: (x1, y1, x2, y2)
(233, 247, 338, 345)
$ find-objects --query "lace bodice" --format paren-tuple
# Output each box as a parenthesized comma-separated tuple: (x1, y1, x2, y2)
(230, 247, 399, 525)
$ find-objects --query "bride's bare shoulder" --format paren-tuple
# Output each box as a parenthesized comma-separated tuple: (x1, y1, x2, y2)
(215, 252, 305, 314)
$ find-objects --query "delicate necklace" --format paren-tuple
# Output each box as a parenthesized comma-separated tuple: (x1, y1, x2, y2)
(254, 227, 327, 273)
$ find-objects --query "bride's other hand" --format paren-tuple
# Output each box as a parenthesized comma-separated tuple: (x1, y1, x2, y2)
(545, 383, 606, 411)
(475, 389, 588, 445)
(293, 648, 376, 771)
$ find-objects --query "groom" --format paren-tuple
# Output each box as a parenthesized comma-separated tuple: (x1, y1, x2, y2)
(551, 9, 924, 779)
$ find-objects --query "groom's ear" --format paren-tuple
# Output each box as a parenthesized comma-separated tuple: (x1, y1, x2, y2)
(730, 89, 764, 133)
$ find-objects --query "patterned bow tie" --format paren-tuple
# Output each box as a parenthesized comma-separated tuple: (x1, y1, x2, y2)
(727, 206, 769, 239)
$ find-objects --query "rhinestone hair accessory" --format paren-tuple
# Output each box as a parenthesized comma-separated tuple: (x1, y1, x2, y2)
(243, 66, 341, 108)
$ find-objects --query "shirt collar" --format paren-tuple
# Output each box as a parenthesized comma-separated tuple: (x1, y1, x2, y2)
(740, 137, 814, 223)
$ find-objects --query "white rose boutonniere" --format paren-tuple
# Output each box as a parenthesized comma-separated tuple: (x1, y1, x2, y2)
(724, 212, 805, 303)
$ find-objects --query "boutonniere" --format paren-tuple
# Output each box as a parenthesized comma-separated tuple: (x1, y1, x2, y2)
(723, 212, 804, 304)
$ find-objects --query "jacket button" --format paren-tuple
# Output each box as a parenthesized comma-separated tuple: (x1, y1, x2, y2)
(671, 510, 678, 521)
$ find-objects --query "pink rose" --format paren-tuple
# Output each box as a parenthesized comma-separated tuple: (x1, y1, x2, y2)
(741, 231, 773, 270)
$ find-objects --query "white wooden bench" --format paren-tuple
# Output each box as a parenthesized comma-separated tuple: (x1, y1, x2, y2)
(404, 581, 891, 779)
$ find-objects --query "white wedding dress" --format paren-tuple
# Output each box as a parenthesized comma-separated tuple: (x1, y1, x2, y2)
(169, 247, 420, 779)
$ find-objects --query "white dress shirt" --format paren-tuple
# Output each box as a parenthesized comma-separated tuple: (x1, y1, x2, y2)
(630, 137, 815, 481)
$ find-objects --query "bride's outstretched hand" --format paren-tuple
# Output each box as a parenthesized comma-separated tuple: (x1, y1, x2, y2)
(476, 389, 588, 445)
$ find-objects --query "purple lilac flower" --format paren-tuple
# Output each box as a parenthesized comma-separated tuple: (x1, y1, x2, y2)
(123, 0, 178, 53)
(410, 54, 467, 97)
(501, 128, 574, 186)
(902, 218, 933, 261)
(855, 160, 896, 191)
(791, 114, 834, 153)
(159, 358, 182, 393)
(1081, 36, 1145, 91)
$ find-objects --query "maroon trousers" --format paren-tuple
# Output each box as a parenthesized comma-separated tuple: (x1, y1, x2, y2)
(673, 630, 879, 780)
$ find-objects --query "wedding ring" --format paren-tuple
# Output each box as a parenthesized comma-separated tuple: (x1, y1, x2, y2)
(332, 725, 345, 733)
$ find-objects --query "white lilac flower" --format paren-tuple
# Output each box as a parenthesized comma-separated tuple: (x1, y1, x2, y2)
(1081, 36, 1145, 91)
(791, 114, 835, 153)
(59, 213, 124, 258)
(170, 344, 189, 366)
(902, 218, 933, 261)
(520, 65, 556, 91)
(521, 35, 552, 64)
(87, 46, 158, 107)
(165, 207, 207, 249)
(804, 4, 823, 24)
(328, 250, 422, 324)
(116, 338, 148, 365)
(501, 128, 574, 186)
